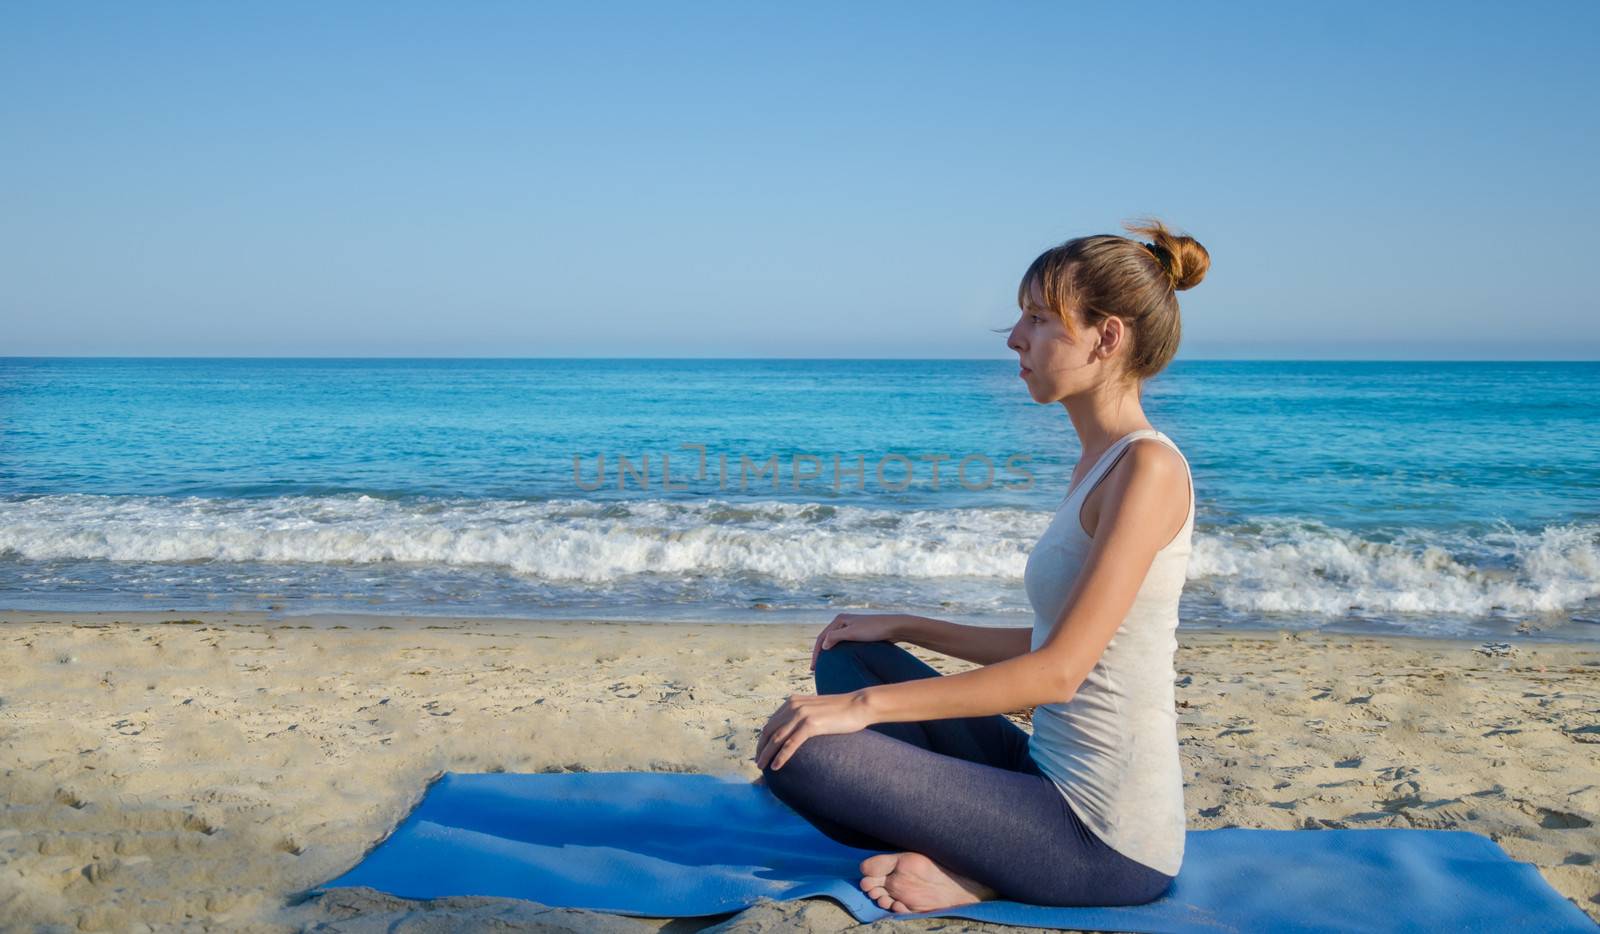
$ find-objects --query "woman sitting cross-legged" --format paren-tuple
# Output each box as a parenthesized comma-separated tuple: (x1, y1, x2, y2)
(753, 218, 1207, 914)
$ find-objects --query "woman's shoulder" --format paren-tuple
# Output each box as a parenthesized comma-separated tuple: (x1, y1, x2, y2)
(1117, 436, 1189, 488)
(1091, 437, 1191, 539)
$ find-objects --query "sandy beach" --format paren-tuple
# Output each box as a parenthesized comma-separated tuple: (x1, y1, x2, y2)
(0, 610, 1595, 932)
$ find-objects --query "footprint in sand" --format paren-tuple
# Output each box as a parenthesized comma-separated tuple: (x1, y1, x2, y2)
(1515, 800, 1594, 829)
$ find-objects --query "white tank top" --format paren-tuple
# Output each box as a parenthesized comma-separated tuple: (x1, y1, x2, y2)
(1024, 428, 1193, 877)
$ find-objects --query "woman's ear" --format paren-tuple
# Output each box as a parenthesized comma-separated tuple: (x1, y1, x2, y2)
(1096, 317, 1126, 359)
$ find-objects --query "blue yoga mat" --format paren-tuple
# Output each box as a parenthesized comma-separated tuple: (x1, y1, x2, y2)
(318, 771, 1596, 932)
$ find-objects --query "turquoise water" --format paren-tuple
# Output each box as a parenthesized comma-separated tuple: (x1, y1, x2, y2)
(2, 358, 1597, 640)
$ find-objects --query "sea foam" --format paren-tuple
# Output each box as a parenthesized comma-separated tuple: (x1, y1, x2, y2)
(2, 493, 1596, 621)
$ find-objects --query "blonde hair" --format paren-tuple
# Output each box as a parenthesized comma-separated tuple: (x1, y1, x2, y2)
(1017, 218, 1209, 380)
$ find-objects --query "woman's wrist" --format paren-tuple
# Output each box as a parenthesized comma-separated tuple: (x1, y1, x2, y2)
(849, 686, 881, 725)
(891, 613, 926, 645)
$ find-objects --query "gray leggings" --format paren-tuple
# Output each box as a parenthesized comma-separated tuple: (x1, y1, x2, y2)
(759, 639, 1175, 907)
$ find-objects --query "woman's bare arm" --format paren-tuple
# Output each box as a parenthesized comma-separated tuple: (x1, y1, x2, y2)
(895, 614, 1033, 666)
(856, 442, 1190, 725)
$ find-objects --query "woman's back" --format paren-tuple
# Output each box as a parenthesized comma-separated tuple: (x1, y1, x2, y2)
(1023, 428, 1194, 878)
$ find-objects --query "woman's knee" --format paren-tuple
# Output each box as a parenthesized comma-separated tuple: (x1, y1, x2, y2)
(813, 639, 876, 692)
(814, 639, 917, 693)
(815, 639, 889, 666)
(826, 638, 904, 659)
(758, 730, 857, 794)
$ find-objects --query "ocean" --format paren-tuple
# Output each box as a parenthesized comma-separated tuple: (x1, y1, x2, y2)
(1, 358, 1596, 641)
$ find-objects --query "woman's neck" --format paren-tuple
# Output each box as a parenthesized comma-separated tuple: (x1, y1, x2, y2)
(1059, 381, 1152, 458)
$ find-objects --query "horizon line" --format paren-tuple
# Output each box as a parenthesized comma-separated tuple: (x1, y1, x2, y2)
(3, 355, 1599, 364)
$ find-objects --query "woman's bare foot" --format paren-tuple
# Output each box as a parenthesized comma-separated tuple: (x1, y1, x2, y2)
(858, 851, 998, 913)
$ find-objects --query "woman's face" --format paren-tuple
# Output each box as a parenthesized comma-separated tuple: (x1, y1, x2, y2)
(1007, 278, 1106, 404)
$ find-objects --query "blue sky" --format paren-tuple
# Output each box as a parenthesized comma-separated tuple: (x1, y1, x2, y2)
(3, 2, 1596, 359)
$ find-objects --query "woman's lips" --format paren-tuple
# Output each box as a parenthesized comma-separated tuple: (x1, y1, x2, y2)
(1019, 366, 1032, 377)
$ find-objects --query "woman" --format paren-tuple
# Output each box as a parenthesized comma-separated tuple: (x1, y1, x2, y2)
(753, 218, 1208, 913)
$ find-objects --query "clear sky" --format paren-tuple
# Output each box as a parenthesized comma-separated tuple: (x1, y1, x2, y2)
(3, 2, 1597, 359)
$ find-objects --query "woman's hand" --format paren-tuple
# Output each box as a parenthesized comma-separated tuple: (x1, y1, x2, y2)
(754, 691, 874, 771)
(810, 613, 904, 670)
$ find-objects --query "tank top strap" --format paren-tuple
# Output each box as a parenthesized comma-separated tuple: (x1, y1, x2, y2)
(1061, 428, 1166, 505)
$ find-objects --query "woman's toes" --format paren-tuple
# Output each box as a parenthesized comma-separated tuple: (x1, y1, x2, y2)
(859, 873, 886, 892)
(876, 893, 894, 909)
(891, 899, 911, 913)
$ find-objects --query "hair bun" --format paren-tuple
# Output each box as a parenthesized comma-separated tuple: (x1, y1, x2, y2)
(1126, 218, 1209, 291)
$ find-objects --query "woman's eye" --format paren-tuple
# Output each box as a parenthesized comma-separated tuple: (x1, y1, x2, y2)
(1031, 315, 1043, 324)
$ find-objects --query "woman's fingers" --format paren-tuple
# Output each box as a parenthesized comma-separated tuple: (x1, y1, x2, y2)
(771, 722, 811, 770)
(811, 617, 844, 670)
(755, 702, 792, 768)
(755, 703, 787, 762)
(760, 718, 800, 769)
(812, 614, 859, 669)
(758, 709, 806, 770)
